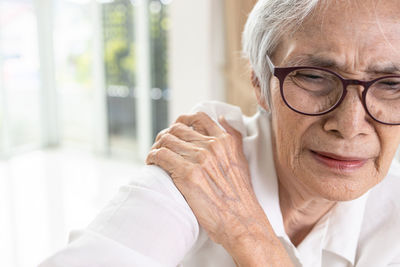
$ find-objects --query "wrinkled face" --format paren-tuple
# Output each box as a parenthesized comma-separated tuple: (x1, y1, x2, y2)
(267, 0, 400, 201)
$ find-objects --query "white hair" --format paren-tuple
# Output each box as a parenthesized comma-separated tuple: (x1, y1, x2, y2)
(242, 0, 323, 102)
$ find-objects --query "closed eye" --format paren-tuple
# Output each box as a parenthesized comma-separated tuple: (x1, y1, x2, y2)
(375, 81, 400, 90)
(297, 73, 323, 80)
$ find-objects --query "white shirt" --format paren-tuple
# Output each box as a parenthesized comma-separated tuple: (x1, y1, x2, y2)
(40, 101, 400, 267)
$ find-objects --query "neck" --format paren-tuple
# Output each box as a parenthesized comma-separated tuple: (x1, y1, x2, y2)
(278, 179, 336, 247)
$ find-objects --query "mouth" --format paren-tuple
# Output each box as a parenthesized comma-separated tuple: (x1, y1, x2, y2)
(310, 150, 369, 172)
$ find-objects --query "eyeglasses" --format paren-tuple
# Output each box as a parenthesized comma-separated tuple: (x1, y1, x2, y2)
(266, 56, 400, 125)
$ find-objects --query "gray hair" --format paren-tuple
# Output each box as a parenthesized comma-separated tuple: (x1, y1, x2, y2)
(242, 0, 322, 103)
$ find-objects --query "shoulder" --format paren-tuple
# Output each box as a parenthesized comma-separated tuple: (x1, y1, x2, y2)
(190, 101, 244, 117)
(88, 164, 199, 235)
(39, 165, 200, 267)
(103, 164, 198, 222)
(188, 101, 249, 137)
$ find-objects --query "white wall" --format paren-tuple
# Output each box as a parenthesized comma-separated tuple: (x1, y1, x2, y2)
(168, 0, 226, 122)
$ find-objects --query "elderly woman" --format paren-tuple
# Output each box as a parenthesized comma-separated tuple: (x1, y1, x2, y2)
(40, 0, 400, 266)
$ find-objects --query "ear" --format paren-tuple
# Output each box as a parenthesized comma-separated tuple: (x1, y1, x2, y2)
(251, 70, 270, 112)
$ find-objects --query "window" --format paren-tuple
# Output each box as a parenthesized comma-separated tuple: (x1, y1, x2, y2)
(149, 0, 170, 139)
(0, 1, 171, 265)
(54, 0, 95, 145)
(0, 0, 171, 159)
(102, 0, 170, 157)
(0, 0, 42, 155)
(103, 0, 138, 154)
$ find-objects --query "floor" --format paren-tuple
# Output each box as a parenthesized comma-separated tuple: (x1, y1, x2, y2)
(0, 148, 142, 267)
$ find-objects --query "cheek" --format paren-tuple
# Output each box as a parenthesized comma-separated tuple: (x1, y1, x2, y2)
(270, 85, 313, 170)
(376, 128, 400, 173)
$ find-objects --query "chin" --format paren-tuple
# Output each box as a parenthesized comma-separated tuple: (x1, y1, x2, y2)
(317, 184, 368, 202)
(304, 169, 378, 202)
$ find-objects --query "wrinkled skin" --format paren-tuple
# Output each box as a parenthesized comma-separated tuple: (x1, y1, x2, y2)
(146, 113, 292, 266)
(265, 0, 400, 245)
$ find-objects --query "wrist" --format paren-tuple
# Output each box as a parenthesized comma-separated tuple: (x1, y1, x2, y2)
(225, 228, 293, 267)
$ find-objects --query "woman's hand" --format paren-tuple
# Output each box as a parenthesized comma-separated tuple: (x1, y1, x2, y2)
(146, 112, 293, 266)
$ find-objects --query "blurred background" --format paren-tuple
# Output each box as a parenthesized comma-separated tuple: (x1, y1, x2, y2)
(0, 0, 258, 266)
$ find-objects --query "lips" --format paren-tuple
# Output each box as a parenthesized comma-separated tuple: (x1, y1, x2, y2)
(310, 150, 369, 171)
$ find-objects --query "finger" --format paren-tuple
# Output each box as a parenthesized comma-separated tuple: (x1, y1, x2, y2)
(168, 122, 211, 143)
(176, 112, 224, 137)
(146, 147, 190, 183)
(155, 128, 169, 142)
(167, 120, 242, 197)
(146, 147, 220, 202)
(218, 116, 243, 142)
(153, 133, 234, 196)
(154, 123, 216, 155)
(152, 133, 198, 162)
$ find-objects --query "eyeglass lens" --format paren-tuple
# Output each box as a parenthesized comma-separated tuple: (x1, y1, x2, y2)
(281, 68, 400, 124)
(365, 77, 400, 124)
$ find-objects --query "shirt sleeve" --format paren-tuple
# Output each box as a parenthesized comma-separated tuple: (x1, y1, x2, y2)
(39, 165, 199, 267)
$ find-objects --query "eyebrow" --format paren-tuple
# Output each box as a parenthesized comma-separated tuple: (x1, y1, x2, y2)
(283, 54, 400, 75)
(367, 63, 400, 75)
(284, 54, 339, 68)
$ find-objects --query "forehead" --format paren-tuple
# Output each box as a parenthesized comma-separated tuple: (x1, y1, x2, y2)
(275, 0, 400, 71)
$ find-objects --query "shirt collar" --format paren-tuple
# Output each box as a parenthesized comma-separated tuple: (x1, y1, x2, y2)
(322, 192, 369, 265)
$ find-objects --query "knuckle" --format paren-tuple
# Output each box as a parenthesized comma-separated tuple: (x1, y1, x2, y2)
(156, 136, 166, 146)
(175, 114, 185, 122)
(147, 148, 165, 164)
(206, 136, 225, 152)
(145, 151, 154, 164)
(207, 136, 218, 142)
(169, 122, 185, 134)
(175, 113, 190, 123)
(220, 132, 233, 143)
(197, 112, 211, 123)
(155, 132, 162, 141)
(155, 128, 168, 140)
(155, 147, 169, 158)
(206, 141, 218, 154)
(158, 133, 173, 145)
(207, 137, 219, 148)
(195, 111, 207, 118)
(196, 147, 212, 164)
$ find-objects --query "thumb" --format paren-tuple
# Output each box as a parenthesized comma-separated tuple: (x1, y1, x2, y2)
(218, 116, 242, 140)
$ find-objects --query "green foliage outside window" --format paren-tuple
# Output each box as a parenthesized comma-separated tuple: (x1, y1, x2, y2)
(103, 0, 136, 87)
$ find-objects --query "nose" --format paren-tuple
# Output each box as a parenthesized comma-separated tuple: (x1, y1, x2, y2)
(323, 85, 373, 140)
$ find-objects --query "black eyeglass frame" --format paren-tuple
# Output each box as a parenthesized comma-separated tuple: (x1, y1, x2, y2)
(266, 56, 400, 126)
